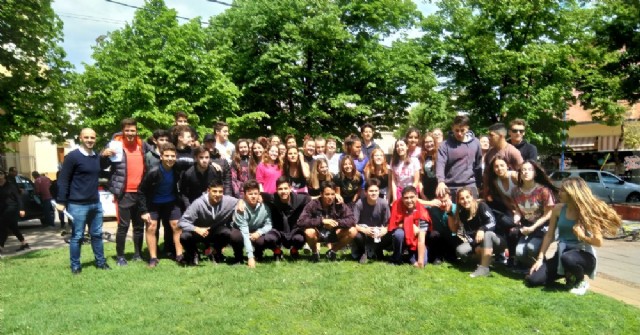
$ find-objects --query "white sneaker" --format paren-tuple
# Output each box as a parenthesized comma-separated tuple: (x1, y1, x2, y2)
(569, 281, 590, 296)
(302, 243, 311, 255)
(470, 265, 491, 278)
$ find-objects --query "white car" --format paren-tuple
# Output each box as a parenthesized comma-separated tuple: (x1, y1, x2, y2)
(549, 169, 640, 203)
(99, 188, 117, 219)
(98, 177, 117, 219)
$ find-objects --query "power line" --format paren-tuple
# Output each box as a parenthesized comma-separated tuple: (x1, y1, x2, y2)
(104, 0, 211, 26)
(206, 0, 235, 7)
(58, 12, 126, 25)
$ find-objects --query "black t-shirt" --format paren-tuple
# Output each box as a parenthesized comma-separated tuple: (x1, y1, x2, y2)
(333, 174, 362, 204)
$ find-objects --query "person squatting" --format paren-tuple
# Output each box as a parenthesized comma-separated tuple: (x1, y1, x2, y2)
(49, 113, 621, 296)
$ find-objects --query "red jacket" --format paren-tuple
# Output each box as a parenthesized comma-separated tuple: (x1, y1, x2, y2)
(388, 200, 431, 251)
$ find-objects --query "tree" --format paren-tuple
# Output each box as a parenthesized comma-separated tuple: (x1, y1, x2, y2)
(75, 0, 240, 143)
(207, 0, 440, 139)
(0, 0, 72, 145)
(575, 0, 640, 167)
(419, 0, 590, 152)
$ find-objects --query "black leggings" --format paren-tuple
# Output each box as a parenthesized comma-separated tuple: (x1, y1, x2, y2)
(0, 207, 25, 247)
(526, 249, 596, 287)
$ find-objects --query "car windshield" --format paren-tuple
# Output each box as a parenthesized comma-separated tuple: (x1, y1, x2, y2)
(601, 172, 621, 184)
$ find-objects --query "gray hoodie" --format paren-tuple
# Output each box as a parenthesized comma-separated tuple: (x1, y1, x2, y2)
(178, 193, 239, 231)
(435, 130, 483, 188)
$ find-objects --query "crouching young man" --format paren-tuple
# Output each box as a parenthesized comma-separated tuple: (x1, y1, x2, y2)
(178, 180, 238, 265)
(230, 180, 280, 268)
(388, 186, 432, 268)
(297, 180, 357, 262)
(352, 178, 391, 264)
(261, 176, 311, 260)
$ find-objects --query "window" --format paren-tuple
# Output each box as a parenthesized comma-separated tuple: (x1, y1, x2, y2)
(600, 172, 621, 184)
(550, 172, 571, 181)
(579, 172, 600, 183)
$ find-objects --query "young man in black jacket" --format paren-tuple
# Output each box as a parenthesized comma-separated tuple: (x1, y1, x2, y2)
(139, 143, 183, 267)
(261, 176, 311, 260)
(179, 146, 232, 209)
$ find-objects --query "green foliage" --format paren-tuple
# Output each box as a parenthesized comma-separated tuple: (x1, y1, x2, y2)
(74, 0, 240, 143)
(394, 96, 455, 139)
(208, 0, 439, 139)
(2, 244, 640, 334)
(575, 0, 639, 125)
(0, 0, 72, 145)
(419, 0, 590, 153)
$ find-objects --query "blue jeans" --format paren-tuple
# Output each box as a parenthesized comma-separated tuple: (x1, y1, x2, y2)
(68, 202, 106, 270)
(391, 228, 428, 264)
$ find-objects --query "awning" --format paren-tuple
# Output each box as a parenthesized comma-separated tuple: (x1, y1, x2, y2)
(566, 137, 597, 151)
(599, 135, 640, 152)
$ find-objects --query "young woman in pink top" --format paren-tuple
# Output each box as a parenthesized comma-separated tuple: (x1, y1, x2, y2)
(256, 145, 283, 193)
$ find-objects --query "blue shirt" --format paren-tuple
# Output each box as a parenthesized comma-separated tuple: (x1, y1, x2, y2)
(152, 165, 176, 204)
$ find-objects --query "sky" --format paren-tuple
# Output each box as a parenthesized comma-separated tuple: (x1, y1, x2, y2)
(51, 0, 437, 71)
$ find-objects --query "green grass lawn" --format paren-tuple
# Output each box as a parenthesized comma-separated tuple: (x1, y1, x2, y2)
(1, 243, 639, 335)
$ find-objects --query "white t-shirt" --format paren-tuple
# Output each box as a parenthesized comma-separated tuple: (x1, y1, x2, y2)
(392, 157, 421, 189)
(215, 140, 235, 163)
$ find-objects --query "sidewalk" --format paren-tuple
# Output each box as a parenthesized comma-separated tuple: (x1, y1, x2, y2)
(3, 218, 640, 308)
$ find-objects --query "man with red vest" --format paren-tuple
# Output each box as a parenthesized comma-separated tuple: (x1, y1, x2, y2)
(101, 118, 146, 266)
(388, 186, 432, 268)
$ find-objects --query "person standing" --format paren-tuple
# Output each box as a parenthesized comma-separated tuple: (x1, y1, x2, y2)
(180, 146, 233, 209)
(0, 170, 30, 255)
(360, 123, 380, 161)
(508, 119, 538, 162)
(32, 171, 54, 227)
(101, 118, 146, 266)
(214, 121, 235, 163)
(139, 143, 184, 267)
(56, 128, 111, 274)
(435, 115, 483, 201)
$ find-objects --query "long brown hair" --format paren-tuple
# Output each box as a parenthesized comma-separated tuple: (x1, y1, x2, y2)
(309, 158, 332, 190)
(560, 177, 621, 237)
(419, 132, 437, 172)
(363, 148, 388, 179)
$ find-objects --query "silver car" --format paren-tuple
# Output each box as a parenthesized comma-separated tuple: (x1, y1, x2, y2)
(549, 169, 640, 203)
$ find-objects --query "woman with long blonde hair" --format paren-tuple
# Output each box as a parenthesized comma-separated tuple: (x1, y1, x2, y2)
(526, 177, 622, 295)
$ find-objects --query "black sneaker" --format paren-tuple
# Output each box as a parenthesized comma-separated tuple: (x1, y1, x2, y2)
(148, 258, 159, 268)
(17, 243, 30, 251)
(326, 250, 337, 261)
(131, 254, 143, 262)
(71, 268, 82, 275)
(97, 263, 111, 270)
(290, 247, 300, 260)
(311, 252, 320, 263)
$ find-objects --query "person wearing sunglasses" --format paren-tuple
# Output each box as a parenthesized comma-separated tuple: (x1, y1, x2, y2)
(508, 119, 538, 162)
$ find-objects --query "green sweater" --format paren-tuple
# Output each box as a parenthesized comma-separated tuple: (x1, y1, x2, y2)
(232, 203, 272, 258)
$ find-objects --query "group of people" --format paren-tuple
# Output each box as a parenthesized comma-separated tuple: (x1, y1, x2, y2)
(3, 111, 622, 296)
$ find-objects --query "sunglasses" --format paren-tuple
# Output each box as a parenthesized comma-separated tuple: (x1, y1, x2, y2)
(510, 129, 525, 134)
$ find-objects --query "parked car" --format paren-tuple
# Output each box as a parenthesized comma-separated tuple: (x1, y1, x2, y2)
(549, 169, 640, 203)
(16, 174, 117, 223)
(99, 185, 117, 219)
(14, 175, 43, 224)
